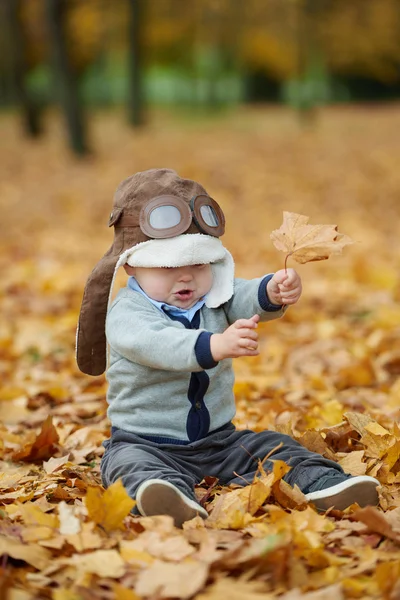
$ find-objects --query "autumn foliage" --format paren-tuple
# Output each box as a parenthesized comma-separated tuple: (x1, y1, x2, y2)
(1, 106, 400, 599)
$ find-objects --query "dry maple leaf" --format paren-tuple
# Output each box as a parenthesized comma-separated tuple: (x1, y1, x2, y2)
(12, 415, 60, 462)
(270, 212, 354, 269)
(85, 479, 135, 532)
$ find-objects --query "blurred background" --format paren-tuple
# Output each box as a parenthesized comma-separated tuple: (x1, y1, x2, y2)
(1, 0, 400, 421)
(2, 0, 400, 153)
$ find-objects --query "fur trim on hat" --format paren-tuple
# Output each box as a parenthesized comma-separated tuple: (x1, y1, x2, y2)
(116, 233, 234, 308)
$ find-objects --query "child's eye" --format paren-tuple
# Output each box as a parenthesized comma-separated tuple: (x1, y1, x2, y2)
(194, 264, 206, 269)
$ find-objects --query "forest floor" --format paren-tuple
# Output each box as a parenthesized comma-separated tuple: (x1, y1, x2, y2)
(1, 105, 400, 599)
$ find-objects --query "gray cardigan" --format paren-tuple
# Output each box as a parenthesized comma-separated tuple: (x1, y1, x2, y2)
(105, 276, 286, 443)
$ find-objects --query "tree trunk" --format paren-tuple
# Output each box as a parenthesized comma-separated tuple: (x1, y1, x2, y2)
(295, 0, 318, 124)
(127, 0, 144, 126)
(45, 0, 88, 155)
(3, 0, 41, 137)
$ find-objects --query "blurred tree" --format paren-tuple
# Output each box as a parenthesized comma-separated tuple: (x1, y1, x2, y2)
(2, 0, 400, 118)
(2, 0, 42, 136)
(127, 0, 144, 126)
(45, 0, 88, 155)
(320, 0, 400, 83)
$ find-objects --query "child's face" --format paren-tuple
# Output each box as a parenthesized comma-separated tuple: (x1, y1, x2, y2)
(124, 264, 213, 309)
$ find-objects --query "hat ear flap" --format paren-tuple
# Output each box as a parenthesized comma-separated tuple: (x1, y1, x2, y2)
(76, 247, 119, 376)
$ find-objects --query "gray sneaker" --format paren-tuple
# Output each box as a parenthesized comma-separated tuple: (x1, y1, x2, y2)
(136, 479, 208, 527)
(305, 475, 380, 511)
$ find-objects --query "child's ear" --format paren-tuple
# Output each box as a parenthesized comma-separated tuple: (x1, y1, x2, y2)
(123, 264, 135, 276)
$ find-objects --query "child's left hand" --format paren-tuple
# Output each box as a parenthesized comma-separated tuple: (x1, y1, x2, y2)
(266, 268, 302, 306)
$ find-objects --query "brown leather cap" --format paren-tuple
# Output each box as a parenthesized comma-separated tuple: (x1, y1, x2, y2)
(76, 168, 216, 376)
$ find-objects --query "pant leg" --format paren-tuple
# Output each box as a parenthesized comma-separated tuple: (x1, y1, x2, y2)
(202, 428, 344, 493)
(100, 435, 199, 507)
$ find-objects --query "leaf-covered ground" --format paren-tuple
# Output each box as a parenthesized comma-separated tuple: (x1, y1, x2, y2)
(1, 106, 400, 599)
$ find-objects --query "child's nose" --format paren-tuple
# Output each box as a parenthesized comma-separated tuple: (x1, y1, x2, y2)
(178, 268, 193, 281)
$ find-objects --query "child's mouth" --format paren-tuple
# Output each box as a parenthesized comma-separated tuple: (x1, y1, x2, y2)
(175, 289, 193, 300)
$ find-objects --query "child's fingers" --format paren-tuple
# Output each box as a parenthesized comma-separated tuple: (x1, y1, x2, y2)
(238, 337, 258, 350)
(238, 329, 258, 340)
(281, 297, 298, 305)
(273, 270, 288, 285)
(280, 291, 301, 304)
(279, 286, 300, 296)
(240, 347, 259, 356)
(279, 280, 302, 294)
(283, 271, 301, 288)
(234, 317, 259, 329)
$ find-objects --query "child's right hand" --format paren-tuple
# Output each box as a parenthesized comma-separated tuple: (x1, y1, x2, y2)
(210, 314, 260, 361)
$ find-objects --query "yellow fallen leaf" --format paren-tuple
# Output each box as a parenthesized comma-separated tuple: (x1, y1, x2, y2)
(0, 536, 52, 570)
(273, 480, 308, 510)
(67, 549, 126, 578)
(135, 559, 208, 600)
(122, 531, 195, 561)
(338, 450, 367, 476)
(64, 521, 103, 552)
(384, 440, 400, 470)
(208, 479, 271, 529)
(271, 459, 291, 482)
(320, 399, 344, 426)
(17, 503, 59, 529)
(113, 584, 142, 600)
(375, 560, 400, 596)
(0, 387, 27, 401)
(344, 411, 374, 436)
(43, 454, 71, 474)
(353, 506, 400, 542)
(53, 590, 82, 600)
(270, 211, 353, 268)
(85, 479, 135, 532)
(5, 589, 33, 600)
(195, 577, 272, 600)
(119, 545, 154, 566)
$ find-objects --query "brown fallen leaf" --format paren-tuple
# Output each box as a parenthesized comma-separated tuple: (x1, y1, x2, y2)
(135, 559, 209, 599)
(43, 454, 71, 474)
(0, 536, 52, 570)
(281, 583, 344, 599)
(66, 548, 126, 578)
(207, 477, 272, 529)
(272, 480, 308, 511)
(196, 577, 273, 600)
(12, 416, 60, 463)
(121, 530, 195, 562)
(352, 506, 400, 542)
(270, 212, 353, 269)
(338, 450, 367, 476)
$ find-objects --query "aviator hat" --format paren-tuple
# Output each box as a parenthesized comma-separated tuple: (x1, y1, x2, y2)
(76, 168, 234, 376)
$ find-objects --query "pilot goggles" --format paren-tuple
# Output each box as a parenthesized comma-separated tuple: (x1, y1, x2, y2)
(112, 194, 225, 239)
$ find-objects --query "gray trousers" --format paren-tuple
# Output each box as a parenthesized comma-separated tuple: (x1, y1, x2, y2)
(100, 424, 344, 507)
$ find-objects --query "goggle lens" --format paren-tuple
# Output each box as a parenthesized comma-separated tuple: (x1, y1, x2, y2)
(149, 205, 182, 229)
(200, 204, 219, 227)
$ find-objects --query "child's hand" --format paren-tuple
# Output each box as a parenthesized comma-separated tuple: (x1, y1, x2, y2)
(210, 315, 260, 361)
(266, 269, 302, 306)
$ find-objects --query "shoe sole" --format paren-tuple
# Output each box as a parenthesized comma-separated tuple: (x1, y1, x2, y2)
(136, 479, 208, 528)
(305, 477, 379, 511)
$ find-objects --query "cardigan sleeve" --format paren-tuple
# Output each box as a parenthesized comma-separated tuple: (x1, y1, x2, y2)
(106, 295, 212, 372)
(222, 277, 287, 325)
